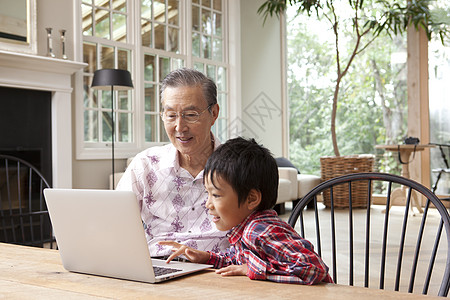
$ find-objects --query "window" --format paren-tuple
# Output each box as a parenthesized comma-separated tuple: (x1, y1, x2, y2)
(429, 0, 450, 194)
(286, 3, 407, 176)
(79, 0, 229, 159)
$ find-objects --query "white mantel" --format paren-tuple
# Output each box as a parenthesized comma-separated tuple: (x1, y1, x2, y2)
(0, 50, 86, 188)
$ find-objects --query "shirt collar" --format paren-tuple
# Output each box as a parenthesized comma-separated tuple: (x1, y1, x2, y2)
(227, 210, 278, 244)
(227, 210, 259, 244)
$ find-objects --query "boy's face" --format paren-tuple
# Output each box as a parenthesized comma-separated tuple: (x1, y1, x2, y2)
(204, 173, 259, 231)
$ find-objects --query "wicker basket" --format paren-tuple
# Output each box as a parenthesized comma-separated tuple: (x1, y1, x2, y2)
(320, 155, 375, 208)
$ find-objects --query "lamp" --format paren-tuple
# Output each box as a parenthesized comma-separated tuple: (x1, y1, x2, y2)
(91, 69, 133, 189)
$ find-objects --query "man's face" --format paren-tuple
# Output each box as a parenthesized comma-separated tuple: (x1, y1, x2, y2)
(161, 85, 218, 159)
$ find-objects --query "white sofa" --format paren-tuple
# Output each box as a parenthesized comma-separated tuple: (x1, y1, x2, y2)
(276, 167, 321, 214)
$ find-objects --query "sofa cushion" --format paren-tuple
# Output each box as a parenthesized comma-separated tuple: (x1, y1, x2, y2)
(297, 174, 321, 198)
(275, 157, 300, 174)
(277, 178, 292, 204)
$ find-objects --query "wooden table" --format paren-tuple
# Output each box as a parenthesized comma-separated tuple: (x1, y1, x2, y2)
(376, 144, 434, 214)
(0, 243, 439, 299)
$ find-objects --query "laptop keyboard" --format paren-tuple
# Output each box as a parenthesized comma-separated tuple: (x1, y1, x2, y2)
(154, 266, 182, 277)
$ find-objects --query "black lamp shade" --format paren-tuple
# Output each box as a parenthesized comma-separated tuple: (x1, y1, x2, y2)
(91, 69, 134, 91)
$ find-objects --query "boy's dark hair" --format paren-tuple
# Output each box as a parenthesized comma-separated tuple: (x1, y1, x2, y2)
(204, 137, 279, 211)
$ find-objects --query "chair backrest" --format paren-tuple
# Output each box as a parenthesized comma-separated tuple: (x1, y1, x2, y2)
(0, 154, 55, 248)
(288, 172, 450, 297)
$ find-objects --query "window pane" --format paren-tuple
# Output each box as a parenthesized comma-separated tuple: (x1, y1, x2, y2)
(429, 0, 450, 193)
(82, 4, 93, 36)
(192, 5, 200, 31)
(144, 54, 156, 81)
(118, 112, 131, 142)
(216, 118, 227, 143)
(95, 8, 110, 39)
(112, 0, 126, 12)
(141, 0, 151, 19)
(145, 114, 158, 141)
(286, 5, 407, 175)
(154, 23, 165, 50)
(102, 111, 113, 142)
(194, 62, 204, 72)
(101, 90, 112, 109)
(100, 45, 114, 68)
(168, 0, 179, 26)
(84, 110, 98, 142)
(217, 66, 226, 91)
(141, 19, 152, 47)
(172, 58, 184, 70)
(213, 0, 221, 11)
(218, 93, 226, 117)
(84, 76, 98, 108)
(83, 42, 97, 73)
(202, 35, 211, 59)
(207, 65, 215, 80)
(154, 0, 166, 23)
(168, 27, 179, 52)
(201, 0, 211, 8)
(159, 57, 170, 79)
(201, 9, 211, 34)
(212, 38, 222, 61)
(118, 48, 130, 70)
(192, 32, 200, 57)
(118, 90, 131, 110)
(112, 13, 127, 42)
(94, 0, 109, 8)
(213, 12, 221, 37)
(144, 84, 157, 111)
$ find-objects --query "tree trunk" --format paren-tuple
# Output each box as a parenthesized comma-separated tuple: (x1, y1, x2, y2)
(331, 76, 341, 157)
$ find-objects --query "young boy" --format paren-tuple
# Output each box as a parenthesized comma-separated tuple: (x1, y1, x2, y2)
(159, 137, 332, 285)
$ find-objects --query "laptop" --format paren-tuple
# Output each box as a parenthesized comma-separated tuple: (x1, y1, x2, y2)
(43, 188, 212, 283)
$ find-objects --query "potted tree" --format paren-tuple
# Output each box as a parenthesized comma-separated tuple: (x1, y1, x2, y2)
(258, 0, 448, 207)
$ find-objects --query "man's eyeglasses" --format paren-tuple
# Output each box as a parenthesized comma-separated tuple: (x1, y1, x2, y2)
(160, 104, 213, 124)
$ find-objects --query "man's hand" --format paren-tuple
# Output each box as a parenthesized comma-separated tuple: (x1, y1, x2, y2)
(157, 241, 210, 264)
(215, 264, 248, 276)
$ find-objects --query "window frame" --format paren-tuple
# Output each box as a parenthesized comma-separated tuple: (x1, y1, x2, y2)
(75, 0, 237, 160)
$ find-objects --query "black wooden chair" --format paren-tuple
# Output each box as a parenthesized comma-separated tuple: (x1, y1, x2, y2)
(288, 172, 450, 297)
(0, 154, 55, 248)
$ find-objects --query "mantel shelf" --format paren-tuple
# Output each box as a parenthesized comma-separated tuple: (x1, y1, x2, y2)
(0, 50, 86, 75)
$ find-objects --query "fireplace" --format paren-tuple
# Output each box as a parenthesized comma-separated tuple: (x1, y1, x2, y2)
(0, 50, 86, 188)
(0, 87, 52, 183)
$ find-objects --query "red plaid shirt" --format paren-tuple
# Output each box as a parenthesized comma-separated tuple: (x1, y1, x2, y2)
(207, 210, 333, 285)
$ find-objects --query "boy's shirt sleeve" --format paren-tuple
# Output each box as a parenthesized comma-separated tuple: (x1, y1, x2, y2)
(243, 221, 333, 285)
(207, 246, 235, 268)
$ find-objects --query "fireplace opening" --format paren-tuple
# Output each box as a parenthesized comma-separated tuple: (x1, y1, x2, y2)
(0, 86, 52, 184)
(0, 86, 53, 246)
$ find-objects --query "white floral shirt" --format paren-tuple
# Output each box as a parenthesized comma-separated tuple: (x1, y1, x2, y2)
(116, 138, 229, 256)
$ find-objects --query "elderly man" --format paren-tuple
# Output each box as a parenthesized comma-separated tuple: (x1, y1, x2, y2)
(116, 68, 229, 257)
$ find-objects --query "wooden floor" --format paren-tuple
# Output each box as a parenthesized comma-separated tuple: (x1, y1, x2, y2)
(279, 202, 448, 296)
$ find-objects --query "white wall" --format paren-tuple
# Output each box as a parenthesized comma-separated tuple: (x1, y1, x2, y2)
(36, 0, 74, 59)
(239, 0, 285, 157)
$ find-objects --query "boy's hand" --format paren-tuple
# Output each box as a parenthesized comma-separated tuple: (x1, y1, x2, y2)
(157, 241, 210, 264)
(215, 264, 248, 276)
